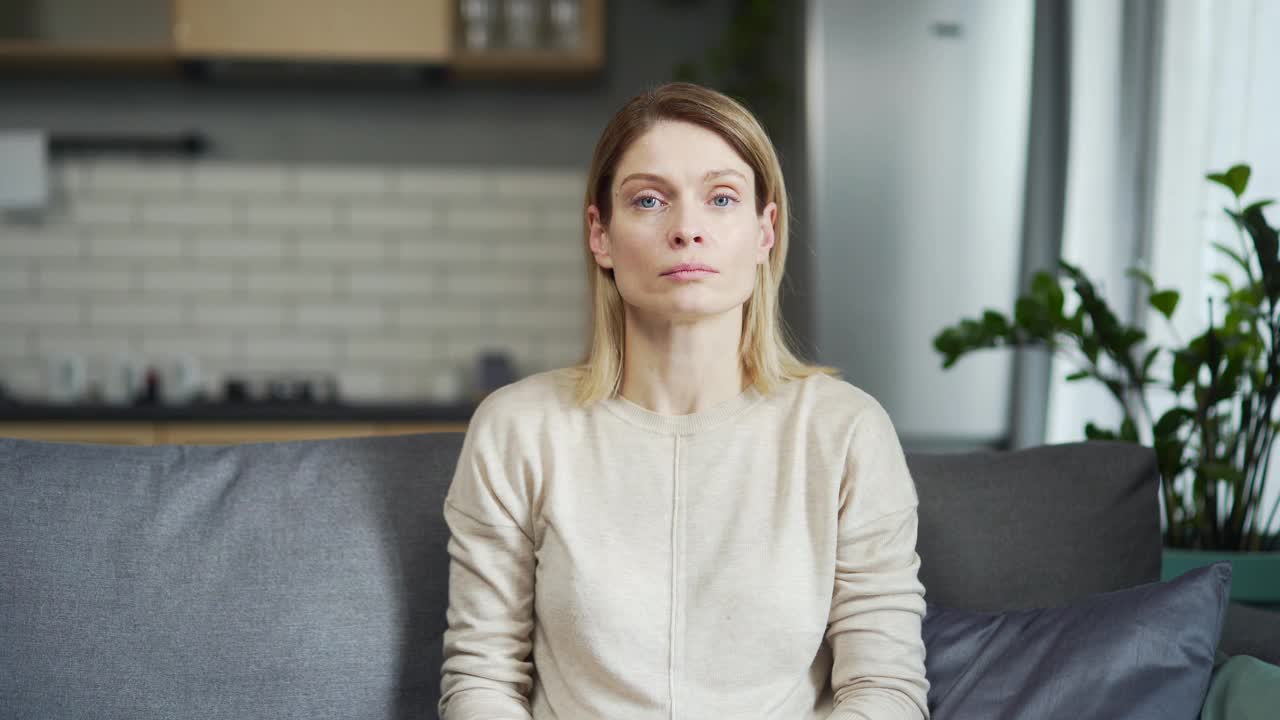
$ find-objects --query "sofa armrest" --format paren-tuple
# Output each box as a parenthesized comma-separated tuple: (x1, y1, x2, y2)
(1220, 602, 1280, 665)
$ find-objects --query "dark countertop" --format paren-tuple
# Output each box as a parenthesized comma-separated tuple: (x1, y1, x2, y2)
(0, 400, 478, 423)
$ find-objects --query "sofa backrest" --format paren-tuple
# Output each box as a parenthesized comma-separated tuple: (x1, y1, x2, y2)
(911, 440, 1161, 610)
(0, 434, 1160, 719)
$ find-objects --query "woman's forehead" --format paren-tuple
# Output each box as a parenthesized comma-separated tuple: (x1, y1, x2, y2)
(614, 121, 752, 183)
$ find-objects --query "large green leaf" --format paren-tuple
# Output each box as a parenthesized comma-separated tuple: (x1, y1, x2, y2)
(1085, 422, 1118, 440)
(1014, 297, 1055, 338)
(1207, 164, 1251, 198)
(1154, 407, 1194, 437)
(1242, 204, 1280, 301)
(1243, 199, 1276, 215)
(1212, 240, 1253, 276)
(1172, 352, 1195, 391)
(1149, 289, 1179, 320)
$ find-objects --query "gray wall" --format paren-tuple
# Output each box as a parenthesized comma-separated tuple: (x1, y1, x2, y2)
(0, 0, 815, 356)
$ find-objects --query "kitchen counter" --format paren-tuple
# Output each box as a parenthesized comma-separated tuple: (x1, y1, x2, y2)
(0, 400, 477, 423)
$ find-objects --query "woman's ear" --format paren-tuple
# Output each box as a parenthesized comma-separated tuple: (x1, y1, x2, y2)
(757, 201, 777, 263)
(587, 205, 614, 269)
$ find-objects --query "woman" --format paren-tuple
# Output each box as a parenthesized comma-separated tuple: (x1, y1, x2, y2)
(439, 82, 929, 720)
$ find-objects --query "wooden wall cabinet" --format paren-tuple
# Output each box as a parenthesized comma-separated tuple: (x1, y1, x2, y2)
(173, 0, 453, 63)
(0, 0, 604, 76)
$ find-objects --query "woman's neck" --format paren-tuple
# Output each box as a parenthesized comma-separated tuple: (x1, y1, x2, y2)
(618, 307, 748, 415)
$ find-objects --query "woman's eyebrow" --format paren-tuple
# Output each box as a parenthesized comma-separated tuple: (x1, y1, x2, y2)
(618, 169, 747, 187)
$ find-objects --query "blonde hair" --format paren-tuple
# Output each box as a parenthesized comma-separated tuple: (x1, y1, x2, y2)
(570, 82, 838, 406)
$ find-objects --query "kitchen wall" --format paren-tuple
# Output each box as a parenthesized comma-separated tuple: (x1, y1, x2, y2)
(0, 0, 814, 403)
(1, 156, 586, 401)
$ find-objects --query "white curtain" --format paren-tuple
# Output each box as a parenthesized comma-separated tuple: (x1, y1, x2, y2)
(1044, 0, 1280, 532)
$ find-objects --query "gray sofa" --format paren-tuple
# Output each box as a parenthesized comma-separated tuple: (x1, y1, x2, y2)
(2, 434, 1278, 719)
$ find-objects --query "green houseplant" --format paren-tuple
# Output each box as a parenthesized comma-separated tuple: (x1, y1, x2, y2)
(933, 165, 1280, 603)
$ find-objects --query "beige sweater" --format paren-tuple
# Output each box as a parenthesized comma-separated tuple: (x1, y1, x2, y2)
(438, 367, 929, 720)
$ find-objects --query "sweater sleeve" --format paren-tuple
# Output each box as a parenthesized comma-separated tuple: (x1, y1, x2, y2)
(825, 401, 930, 720)
(438, 398, 537, 720)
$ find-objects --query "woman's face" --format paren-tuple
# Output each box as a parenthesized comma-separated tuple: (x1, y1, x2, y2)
(588, 120, 776, 324)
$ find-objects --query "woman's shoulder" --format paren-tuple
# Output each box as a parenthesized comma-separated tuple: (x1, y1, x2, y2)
(792, 371, 892, 426)
(468, 366, 580, 429)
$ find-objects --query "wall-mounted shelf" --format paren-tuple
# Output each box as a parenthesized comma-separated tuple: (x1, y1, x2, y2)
(0, 0, 605, 80)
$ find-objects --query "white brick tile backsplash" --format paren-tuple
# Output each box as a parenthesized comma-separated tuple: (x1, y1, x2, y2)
(0, 266, 31, 292)
(397, 235, 496, 264)
(39, 266, 134, 293)
(347, 202, 435, 231)
(191, 163, 291, 195)
(191, 301, 286, 328)
(89, 162, 189, 195)
(245, 269, 338, 295)
(444, 334, 533, 365)
(189, 232, 289, 261)
(498, 238, 583, 264)
(0, 359, 44, 399)
(348, 269, 434, 297)
(0, 331, 32, 359)
(333, 368, 391, 401)
(143, 268, 235, 294)
(345, 337, 440, 364)
(87, 230, 186, 260)
(445, 207, 535, 232)
(443, 270, 535, 298)
(294, 301, 387, 330)
(139, 199, 238, 227)
(495, 171, 584, 199)
(542, 209, 584, 231)
(541, 273, 590, 300)
(295, 166, 391, 195)
(536, 337, 587, 370)
(53, 161, 93, 194)
(245, 201, 339, 229)
(140, 333, 240, 360)
(34, 331, 137, 357)
(68, 198, 136, 225)
(242, 335, 341, 361)
(295, 233, 395, 264)
(497, 307, 588, 333)
(0, 230, 83, 258)
(87, 300, 184, 327)
(4, 158, 599, 400)
(395, 169, 494, 196)
(396, 305, 500, 330)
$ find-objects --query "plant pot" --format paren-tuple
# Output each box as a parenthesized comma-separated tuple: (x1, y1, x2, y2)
(1162, 548, 1280, 608)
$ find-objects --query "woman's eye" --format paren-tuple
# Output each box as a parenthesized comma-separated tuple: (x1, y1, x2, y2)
(712, 194, 738, 208)
(635, 195, 661, 209)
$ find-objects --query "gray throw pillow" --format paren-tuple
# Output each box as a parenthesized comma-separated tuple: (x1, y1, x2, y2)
(922, 561, 1232, 720)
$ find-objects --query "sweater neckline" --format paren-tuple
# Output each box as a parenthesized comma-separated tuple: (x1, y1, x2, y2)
(600, 382, 766, 435)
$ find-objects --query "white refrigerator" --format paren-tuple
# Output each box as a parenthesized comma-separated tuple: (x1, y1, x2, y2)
(805, 0, 1036, 449)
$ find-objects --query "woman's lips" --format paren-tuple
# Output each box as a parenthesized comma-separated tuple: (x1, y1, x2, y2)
(663, 269, 717, 280)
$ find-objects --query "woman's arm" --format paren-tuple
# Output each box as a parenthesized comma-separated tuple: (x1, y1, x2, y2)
(438, 401, 537, 720)
(826, 402, 930, 720)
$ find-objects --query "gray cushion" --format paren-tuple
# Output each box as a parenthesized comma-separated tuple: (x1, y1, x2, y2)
(909, 440, 1162, 610)
(1221, 603, 1280, 665)
(923, 562, 1232, 719)
(1, 433, 462, 720)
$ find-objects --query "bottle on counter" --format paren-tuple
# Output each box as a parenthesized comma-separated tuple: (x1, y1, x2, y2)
(103, 353, 145, 406)
(45, 352, 88, 405)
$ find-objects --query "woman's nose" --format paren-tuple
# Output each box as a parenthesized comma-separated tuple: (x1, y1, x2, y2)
(668, 206, 706, 247)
